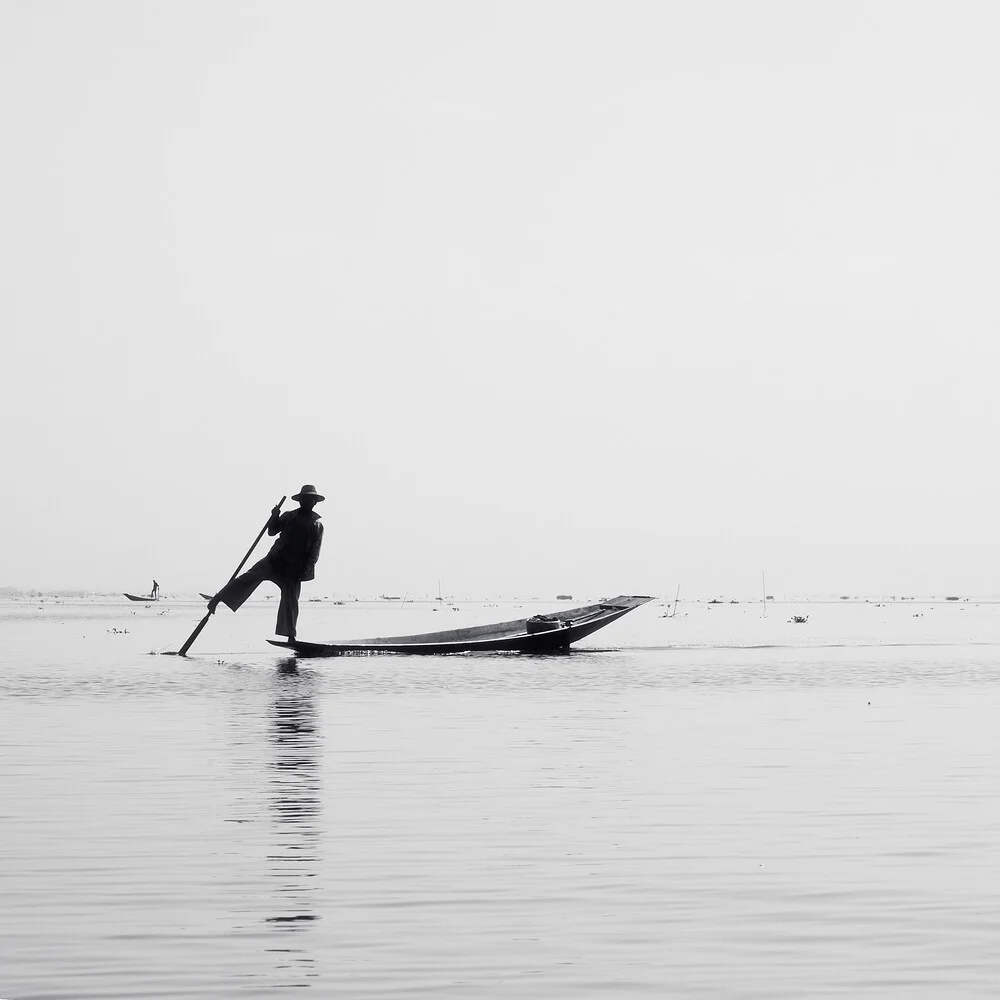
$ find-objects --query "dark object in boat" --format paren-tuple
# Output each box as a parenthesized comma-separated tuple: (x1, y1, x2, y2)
(526, 614, 568, 634)
(268, 595, 653, 656)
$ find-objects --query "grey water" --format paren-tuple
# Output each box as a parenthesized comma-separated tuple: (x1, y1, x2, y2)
(4, 598, 1000, 998)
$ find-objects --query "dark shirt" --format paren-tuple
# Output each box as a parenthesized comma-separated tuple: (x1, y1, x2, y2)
(267, 509, 324, 582)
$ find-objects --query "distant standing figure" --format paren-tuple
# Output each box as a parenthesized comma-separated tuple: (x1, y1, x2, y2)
(151, 580, 160, 600)
(208, 486, 325, 640)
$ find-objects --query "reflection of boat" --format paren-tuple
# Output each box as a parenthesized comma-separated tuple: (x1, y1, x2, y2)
(269, 595, 653, 656)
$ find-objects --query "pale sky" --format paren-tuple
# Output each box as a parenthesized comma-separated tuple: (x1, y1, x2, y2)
(3, 1, 999, 598)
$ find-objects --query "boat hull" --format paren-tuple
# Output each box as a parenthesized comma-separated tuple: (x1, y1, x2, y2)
(267, 595, 653, 656)
(124, 593, 157, 602)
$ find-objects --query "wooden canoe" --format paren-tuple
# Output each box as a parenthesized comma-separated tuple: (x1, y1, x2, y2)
(123, 593, 158, 602)
(267, 595, 653, 656)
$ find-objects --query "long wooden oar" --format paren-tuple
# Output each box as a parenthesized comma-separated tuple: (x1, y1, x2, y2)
(162, 496, 286, 656)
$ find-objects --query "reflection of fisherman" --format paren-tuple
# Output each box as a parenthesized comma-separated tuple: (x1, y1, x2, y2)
(208, 486, 325, 640)
(151, 580, 159, 600)
(265, 676, 321, 979)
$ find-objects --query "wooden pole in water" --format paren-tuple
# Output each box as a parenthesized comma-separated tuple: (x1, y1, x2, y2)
(165, 496, 287, 656)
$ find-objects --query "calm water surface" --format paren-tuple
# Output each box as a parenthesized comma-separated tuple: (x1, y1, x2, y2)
(3, 599, 1000, 998)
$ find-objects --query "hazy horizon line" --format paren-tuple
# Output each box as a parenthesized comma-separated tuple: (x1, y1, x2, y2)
(3, 588, 999, 604)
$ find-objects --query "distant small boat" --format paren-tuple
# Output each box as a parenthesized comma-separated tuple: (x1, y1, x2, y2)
(660, 585, 682, 618)
(199, 593, 214, 601)
(269, 595, 653, 656)
(789, 614, 809, 624)
(125, 580, 159, 602)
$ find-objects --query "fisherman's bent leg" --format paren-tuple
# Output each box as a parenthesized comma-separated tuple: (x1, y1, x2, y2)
(275, 578, 302, 638)
(213, 558, 276, 613)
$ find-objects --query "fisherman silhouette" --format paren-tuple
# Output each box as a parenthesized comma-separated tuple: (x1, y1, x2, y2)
(207, 486, 325, 640)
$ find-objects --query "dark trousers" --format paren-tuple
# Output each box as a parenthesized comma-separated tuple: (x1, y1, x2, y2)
(215, 556, 302, 638)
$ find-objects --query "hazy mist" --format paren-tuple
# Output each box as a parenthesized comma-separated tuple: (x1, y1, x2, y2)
(3, 2, 998, 599)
